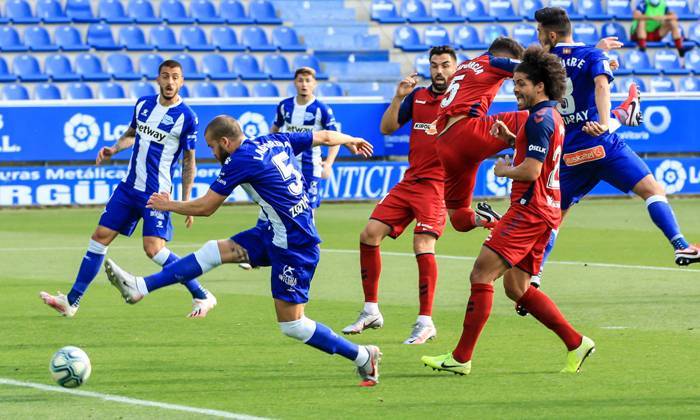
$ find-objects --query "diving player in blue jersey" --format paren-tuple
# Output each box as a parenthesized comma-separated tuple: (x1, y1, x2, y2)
(40, 60, 216, 318)
(103, 115, 384, 386)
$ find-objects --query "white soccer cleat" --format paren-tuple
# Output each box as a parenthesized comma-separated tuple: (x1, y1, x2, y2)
(403, 322, 437, 344)
(675, 244, 700, 266)
(188, 291, 218, 318)
(342, 311, 384, 335)
(104, 259, 144, 304)
(39, 291, 77, 317)
(238, 263, 253, 270)
(357, 345, 382, 387)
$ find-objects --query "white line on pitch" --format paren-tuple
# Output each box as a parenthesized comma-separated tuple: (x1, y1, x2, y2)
(0, 378, 269, 420)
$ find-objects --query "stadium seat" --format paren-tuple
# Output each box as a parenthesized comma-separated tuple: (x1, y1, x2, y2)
(650, 76, 676, 92)
(250, 0, 282, 24)
(264, 53, 294, 80)
(454, 24, 487, 49)
(160, 0, 193, 24)
(0, 27, 28, 52)
(0, 58, 17, 82)
(688, 23, 700, 45)
(170, 53, 205, 80)
(223, 81, 250, 97)
(6, 0, 40, 24)
(253, 82, 280, 97)
(424, 25, 451, 47)
(573, 23, 599, 45)
(45, 54, 81, 81)
(483, 24, 508, 45)
(178, 84, 190, 97)
(55, 25, 90, 51)
(242, 27, 276, 52)
(87, 24, 121, 50)
(36, 0, 70, 23)
(272, 27, 306, 52)
(415, 53, 430, 78)
(371, 0, 405, 23)
(679, 76, 700, 92)
(201, 54, 237, 80)
(489, 0, 521, 22)
(100, 81, 126, 98)
(293, 54, 329, 79)
(191, 0, 224, 23)
(317, 81, 344, 97)
(685, 49, 700, 73)
(579, 0, 610, 20)
(193, 82, 219, 97)
(211, 27, 246, 52)
(127, 0, 161, 24)
(607, 0, 633, 20)
(0, 9, 7, 24)
(284, 82, 296, 97)
(76, 53, 111, 81)
(106, 53, 142, 80)
(618, 76, 647, 92)
(609, 80, 619, 93)
(518, 0, 543, 20)
(233, 54, 268, 80)
(35, 83, 62, 100)
(150, 26, 184, 51)
(401, 0, 435, 23)
(220, 0, 254, 24)
(512, 23, 538, 47)
(66, 0, 99, 23)
(549, 0, 583, 20)
(601, 22, 635, 48)
(499, 78, 514, 95)
(655, 50, 691, 75)
(119, 26, 153, 51)
(667, 0, 698, 20)
(66, 82, 94, 99)
(3, 84, 29, 100)
(459, 0, 493, 22)
(605, 50, 632, 76)
(623, 50, 660, 75)
(131, 81, 156, 97)
(431, 0, 464, 23)
(13, 55, 49, 81)
(98, 0, 131, 23)
(181, 27, 215, 51)
(343, 81, 395, 97)
(394, 26, 429, 51)
(24, 27, 61, 51)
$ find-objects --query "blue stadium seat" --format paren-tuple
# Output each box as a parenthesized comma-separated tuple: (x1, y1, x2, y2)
(695, 0, 700, 15)
(483, 24, 508, 45)
(605, 50, 632, 76)
(98, 0, 131, 23)
(264, 53, 294, 80)
(607, 0, 633, 20)
(667, 0, 698, 20)
(76, 53, 111, 81)
(343, 82, 395, 97)
(394, 26, 429, 51)
(3, 84, 29, 100)
(317, 81, 343, 97)
(685, 49, 700, 73)
(26, 27, 60, 52)
(272, 27, 306, 52)
(688, 23, 700, 44)
(106, 53, 142, 80)
(201, 54, 237, 80)
(253, 82, 280, 97)
(127, 0, 161, 24)
(55, 25, 90, 51)
(424, 25, 451, 47)
(609, 79, 619, 93)
(190, 0, 224, 23)
(293, 54, 329, 79)
(178, 84, 190, 98)
(45, 54, 81, 81)
(284, 82, 296, 97)
(454, 24, 487, 49)
(131, 81, 156, 97)
(161, 0, 194, 24)
(371, 0, 405, 23)
(623, 50, 660, 75)
(601, 22, 635, 48)
(679, 76, 700, 92)
(223, 81, 250, 97)
(518, 0, 543, 20)
(431, 0, 464, 23)
(37, 0, 70, 23)
(150, 26, 184, 51)
(459, 0, 493, 22)
(573, 23, 599, 45)
(0, 58, 17, 82)
(250, 0, 282, 24)
(87, 24, 121, 50)
(171, 53, 206, 80)
(6, 0, 40, 24)
(242, 27, 276, 52)
(488, 0, 521, 22)
(0, 8, 8, 24)
(499, 78, 514, 95)
(233, 54, 268, 80)
(66, 82, 94, 99)
(650, 76, 676, 92)
(35, 83, 62, 100)
(512, 23, 538, 47)
(579, 0, 610, 20)
(401, 0, 435, 23)
(549, 0, 583, 20)
(193, 81, 220, 97)
(220, 0, 254, 24)
(181, 27, 215, 51)
(100, 81, 126, 98)
(66, 0, 99, 23)
(415, 53, 430, 78)
(654, 50, 690, 75)
(618, 76, 647, 92)
(0, 27, 28, 52)
(211, 27, 246, 51)
(13, 55, 48, 81)
(119, 26, 153, 51)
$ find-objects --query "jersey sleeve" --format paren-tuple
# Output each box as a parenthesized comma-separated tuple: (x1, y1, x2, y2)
(209, 156, 249, 197)
(271, 132, 314, 155)
(397, 88, 418, 126)
(273, 101, 285, 129)
(524, 111, 553, 162)
(489, 56, 520, 75)
(320, 104, 339, 131)
(588, 50, 614, 83)
(130, 99, 141, 129)
(181, 112, 198, 151)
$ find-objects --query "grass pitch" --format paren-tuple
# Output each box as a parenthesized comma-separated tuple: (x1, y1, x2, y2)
(1, 198, 699, 419)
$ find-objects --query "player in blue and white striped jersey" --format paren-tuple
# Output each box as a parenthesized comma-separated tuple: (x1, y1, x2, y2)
(40, 60, 215, 318)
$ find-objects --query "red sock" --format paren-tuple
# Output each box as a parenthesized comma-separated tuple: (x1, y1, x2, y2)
(449, 207, 477, 232)
(360, 243, 381, 303)
(452, 283, 494, 363)
(674, 37, 683, 51)
(517, 286, 583, 351)
(638, 38, 647, 50)
(416, 253, 438, 316)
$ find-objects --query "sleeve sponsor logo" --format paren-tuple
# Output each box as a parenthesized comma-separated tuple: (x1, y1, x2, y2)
(563, 145, 606, 166)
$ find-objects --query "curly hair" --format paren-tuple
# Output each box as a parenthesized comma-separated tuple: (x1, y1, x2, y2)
(514, 46, 567, 101)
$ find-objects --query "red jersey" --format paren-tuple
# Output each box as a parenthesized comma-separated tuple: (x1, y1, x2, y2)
(510, 100, 565, 228)
(436, 53, 519, 133)
(397, 86, 444, 181)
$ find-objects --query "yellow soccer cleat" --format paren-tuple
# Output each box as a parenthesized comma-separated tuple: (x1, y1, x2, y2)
(421, 353, 471, 376)
(561, 336, 595, 373)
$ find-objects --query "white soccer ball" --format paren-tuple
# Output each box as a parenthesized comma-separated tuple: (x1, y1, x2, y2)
(49, 346, 91, 388)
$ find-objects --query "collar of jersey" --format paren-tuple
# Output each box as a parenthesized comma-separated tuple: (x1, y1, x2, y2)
(156, 94, 183, 108)
(294, 96, 316, 108)
(529, 100, 559, 112)
(554, 42, 586, 48)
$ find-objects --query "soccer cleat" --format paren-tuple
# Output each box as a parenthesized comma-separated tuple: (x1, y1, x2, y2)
(515, 278, 541, 316)
(561, 336, 595, 373)
(238, 263, 255, 270)
(675, 245, 700, 266)
(104, 259, 144, 304)
(188, 291, 218, 318)
(403, 322, 437, 344)
(421, 353, 471, 376)
(341, 311, 384, 335)
(39, 291, 78, 317)
(475, 202, 501, 229)
(357, 345, 382, 386)
(614, 82, 642, 127)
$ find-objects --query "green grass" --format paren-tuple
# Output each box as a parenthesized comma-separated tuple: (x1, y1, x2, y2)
(1, 198, 699, 419)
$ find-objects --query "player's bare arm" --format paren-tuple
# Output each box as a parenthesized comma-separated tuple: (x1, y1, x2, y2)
(270, 124, 280, 133)
(595, 37, 623, 51)
(181, 149, 196, 228)
(379, 73, 418, 134)
(96, 126, 135, 165)
(321, 145, 340, 179)
(147, 189, 226, 217)
(490, 120, 517, 146)
(583, 75, 612, 137)
(312, 130, 374, 158)
(494, 155, 543, 182)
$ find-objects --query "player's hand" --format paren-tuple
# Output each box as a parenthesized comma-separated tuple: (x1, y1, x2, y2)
(147, 192, 172, 211)
(490, 119, 516, 143)
(184, 215, 194, 229)
(582, 121, 609, 136)
(395, 73, 419, 99)
(609, 59, 619, 71)
(596, 36, 623, 51)
(321, 160, 333, 179)
(425, 119, 438, 135)
(96, 146, 117, 165)
(345, 138, 374, 158)
(493, 155, 512, 177)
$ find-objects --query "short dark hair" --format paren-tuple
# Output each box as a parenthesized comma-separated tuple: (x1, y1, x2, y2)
(487, 37, 524, 59)
(158, 59, 182, 74)
(514, 46, 567, 101)
(429, 45, 457, 62)
(535, 7, 572, 37)
(294, 67, 316, 79)
(205, 115, 243, 140)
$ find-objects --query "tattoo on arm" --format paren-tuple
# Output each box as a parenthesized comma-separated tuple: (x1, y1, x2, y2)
(182, 150, 196, 201)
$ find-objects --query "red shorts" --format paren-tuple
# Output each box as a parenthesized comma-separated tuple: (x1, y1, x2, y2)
(436, 111, 528, 209)
(370, 178, 446, 239)
(631, 29, 662, 42)
(483, 205, 555, 276)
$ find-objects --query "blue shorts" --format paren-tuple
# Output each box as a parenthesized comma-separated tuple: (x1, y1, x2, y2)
(561, 135, 651, 210)
(231, 224, 320, 304)
(98, 183, 173, 241)
(307, 176, 321, 209)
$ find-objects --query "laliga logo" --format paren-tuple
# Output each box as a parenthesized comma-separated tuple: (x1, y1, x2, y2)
(238, 112, 269, 138)
(64, 113, 100, 153)
(654, 159, 686, 194)
(486, 163, 512, 196)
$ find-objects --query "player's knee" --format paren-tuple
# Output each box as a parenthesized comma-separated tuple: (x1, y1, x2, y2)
(503, 282, 524, 302)
(450, 208, 476, 232)
(360, 224, 383, 245)
(413, 234, 436, 254)
(194, 240, 222, 272)
(278, 316, 316, 342)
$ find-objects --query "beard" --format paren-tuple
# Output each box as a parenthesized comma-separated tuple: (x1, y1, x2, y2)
(160, 86, 177, 100)
(217, 149, 230, 165)
(431, 76, 448, 93)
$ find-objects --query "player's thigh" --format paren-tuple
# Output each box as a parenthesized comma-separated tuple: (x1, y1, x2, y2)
(270, 247, 320, 305)
(443, 161, 479, 210)
(484, 208, 550, 271)
(514, 226, 553, 277)
(141, 206, 173, 242)
(369, 182, 415, 239)
(470, 245, 510, 284)
(599, 141, 651, 194)
(411, 181, 447, 239)
(273, 299, 305, 322)
(361, 219, 392, 245)
(230, 226, 273, 268)
(98, 187, 141, 237)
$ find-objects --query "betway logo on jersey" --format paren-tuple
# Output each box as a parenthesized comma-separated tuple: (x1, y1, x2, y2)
(63, 113, 129, 153)
(136, 121, 168, 143)
(285, 125, 313, 133)
(457, 61, 484, 75)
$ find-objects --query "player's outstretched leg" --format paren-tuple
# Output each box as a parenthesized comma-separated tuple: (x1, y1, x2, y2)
(612, 82, 643, 127)
(448, 202, 501, 233)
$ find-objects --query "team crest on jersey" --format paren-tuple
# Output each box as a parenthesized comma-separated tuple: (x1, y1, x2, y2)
(563, 48, 572, 55)
(160, 114, 174, 126)
(141, 108, 149, 117)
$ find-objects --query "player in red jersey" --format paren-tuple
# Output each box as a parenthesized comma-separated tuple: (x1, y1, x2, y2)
(422, 47, 594, 375)
(342, 46, 458, 344)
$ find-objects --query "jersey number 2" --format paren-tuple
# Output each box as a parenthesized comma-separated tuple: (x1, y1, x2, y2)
(547, 145, 562, 190)
(272, 151, 304, 196)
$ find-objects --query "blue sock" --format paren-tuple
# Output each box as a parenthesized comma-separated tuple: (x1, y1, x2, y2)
(67, 240, 108, 306)
(646, 196, 689, 250)
(153, 248, 207, 299)
(537, 229, 558, 277)
(306, 322, 360, 361)
(145, 254, 204, 293)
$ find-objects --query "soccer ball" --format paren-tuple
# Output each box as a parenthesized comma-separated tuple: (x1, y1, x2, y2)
(49, 346, 91, 388)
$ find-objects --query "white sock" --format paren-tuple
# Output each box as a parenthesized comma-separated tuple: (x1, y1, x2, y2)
(363, 302, 379, 315)
(417, 315, 433, 325)
(151, 247, 171, 266)
(609, 116, 621, 133)
(354, 345, 370, 367)
(135, 277, 149, 296)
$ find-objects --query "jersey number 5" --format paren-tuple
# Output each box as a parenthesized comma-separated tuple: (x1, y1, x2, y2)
(272, 151, 304, 196)
(440, 74, 466, 108)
